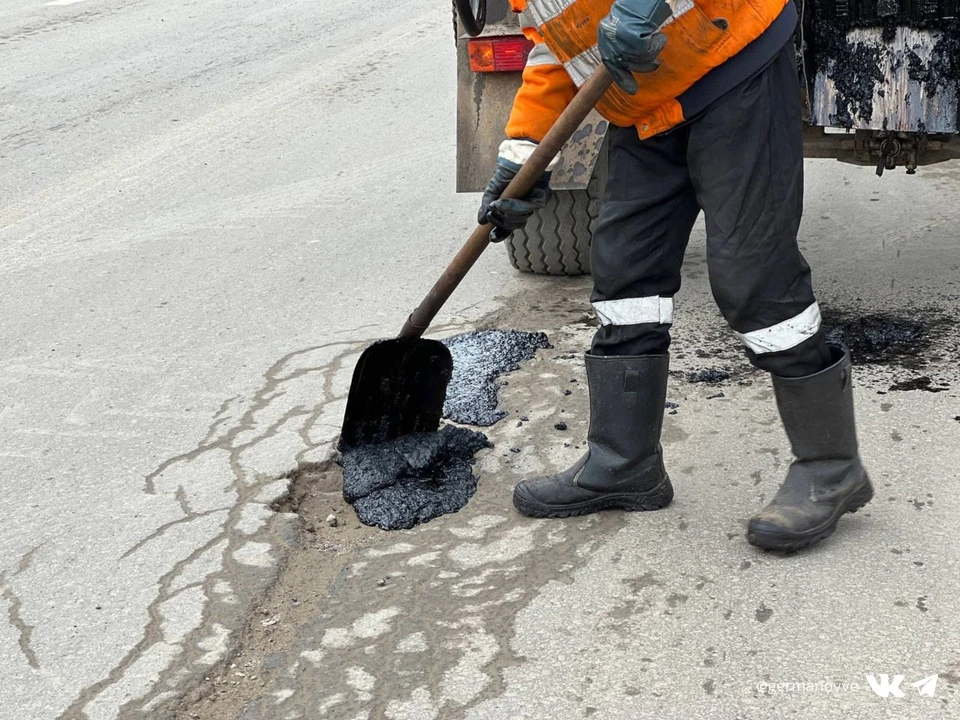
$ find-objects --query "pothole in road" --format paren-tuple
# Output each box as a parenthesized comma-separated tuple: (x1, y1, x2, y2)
(176, 322, 578, 720)
(340, 426, 492, 531)
(331, 329, 550, 532)
(269, 460, 378, 550)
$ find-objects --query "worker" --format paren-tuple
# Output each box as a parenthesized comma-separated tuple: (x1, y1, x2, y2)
(478, 0, 873, 551)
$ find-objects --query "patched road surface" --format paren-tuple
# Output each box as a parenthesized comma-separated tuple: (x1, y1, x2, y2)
(3, 1, 960, 719)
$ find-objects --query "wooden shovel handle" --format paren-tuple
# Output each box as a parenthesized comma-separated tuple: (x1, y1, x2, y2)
(400, 65, 614, 339)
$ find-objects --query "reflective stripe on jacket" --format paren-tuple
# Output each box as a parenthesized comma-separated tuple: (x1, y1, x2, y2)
(506, 0, 791, 141)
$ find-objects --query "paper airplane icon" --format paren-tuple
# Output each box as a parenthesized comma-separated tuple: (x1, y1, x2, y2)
(912, 675, 938, 697)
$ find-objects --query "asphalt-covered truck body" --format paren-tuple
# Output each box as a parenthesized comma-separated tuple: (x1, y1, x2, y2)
(455, 0, 960, 275)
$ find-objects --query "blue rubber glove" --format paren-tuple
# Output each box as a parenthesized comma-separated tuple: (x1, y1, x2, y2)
(597, 0, 672, 95)
(479, 141, 552, 243)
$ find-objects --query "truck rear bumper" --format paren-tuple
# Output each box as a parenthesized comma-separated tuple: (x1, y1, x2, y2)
(803, 126, 960, 170)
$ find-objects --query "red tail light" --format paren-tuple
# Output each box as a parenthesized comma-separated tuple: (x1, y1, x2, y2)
(468, 36, 534, 73)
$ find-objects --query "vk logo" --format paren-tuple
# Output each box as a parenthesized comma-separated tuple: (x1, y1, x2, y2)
(866, 674, 938, 698)
(866, 674, 904, 698)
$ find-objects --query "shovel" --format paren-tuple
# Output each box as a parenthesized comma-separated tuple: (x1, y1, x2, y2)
(339, 66, 615, 451)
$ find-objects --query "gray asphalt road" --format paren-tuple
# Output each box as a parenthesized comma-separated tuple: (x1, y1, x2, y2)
(1, 1, 522, 718)
(3, 1, 960, 719)
(181, 163, 960, 720)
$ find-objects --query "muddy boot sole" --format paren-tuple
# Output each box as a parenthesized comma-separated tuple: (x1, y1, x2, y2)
(746, 477, 874, 552)
(512, 475, 674, 519)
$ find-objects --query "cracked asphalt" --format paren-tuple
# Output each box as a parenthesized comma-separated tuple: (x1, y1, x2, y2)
(3, 0, 960, 718)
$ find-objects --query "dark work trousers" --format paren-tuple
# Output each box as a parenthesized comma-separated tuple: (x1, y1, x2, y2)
(589, 41, 831, 378)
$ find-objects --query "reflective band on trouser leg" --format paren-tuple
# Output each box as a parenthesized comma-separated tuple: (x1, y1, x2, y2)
(735, 302, 822, 354)
(592, 297, 675, 326)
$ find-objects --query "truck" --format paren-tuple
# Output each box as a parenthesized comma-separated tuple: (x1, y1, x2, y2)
(454, 0, 960, 275)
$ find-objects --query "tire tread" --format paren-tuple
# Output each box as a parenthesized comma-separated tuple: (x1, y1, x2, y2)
(504, 156, 605, 277)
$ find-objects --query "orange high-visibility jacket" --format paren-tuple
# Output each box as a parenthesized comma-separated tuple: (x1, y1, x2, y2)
(507, 0, 792, 141)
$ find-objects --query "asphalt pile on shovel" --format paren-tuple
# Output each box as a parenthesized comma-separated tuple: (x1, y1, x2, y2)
(339, 330, 549, 530)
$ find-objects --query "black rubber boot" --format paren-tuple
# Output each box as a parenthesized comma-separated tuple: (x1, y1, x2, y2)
(748, 345, 874, 551)
(513, 353, 674, 518)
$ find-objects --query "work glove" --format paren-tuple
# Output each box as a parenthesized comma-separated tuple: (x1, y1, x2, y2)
(597, 0, 672, 95)
(478, 139, 552, 243)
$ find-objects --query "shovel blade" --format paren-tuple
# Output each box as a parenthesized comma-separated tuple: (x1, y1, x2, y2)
(339, 338, 453, 451)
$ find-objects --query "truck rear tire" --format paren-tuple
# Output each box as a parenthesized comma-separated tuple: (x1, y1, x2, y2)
(504, 155, 606, 277)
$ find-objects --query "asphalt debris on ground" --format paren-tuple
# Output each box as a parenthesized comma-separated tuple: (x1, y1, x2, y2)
(685, 368, 731, 383)
(888, 376, 951, 393)
(822, 308, 952, 368)
(442, 329, 551, 426)
(340, 425, 491, 531)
